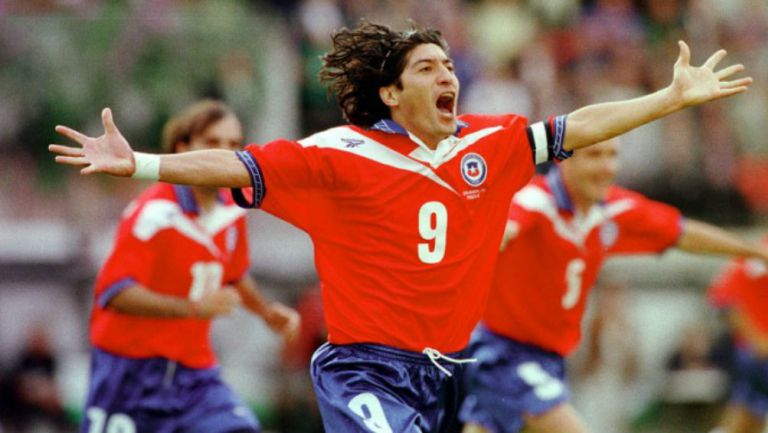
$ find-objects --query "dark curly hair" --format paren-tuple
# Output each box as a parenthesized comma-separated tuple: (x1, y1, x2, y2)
(319, 21, 449, 127)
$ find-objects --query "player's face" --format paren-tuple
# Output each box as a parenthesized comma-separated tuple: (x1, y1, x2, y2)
(182, 114, 244, 152)
(384, 43, 459, 148)
(562, 139, 619, 206)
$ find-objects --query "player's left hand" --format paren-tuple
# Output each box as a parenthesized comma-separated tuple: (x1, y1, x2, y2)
(671, 41, 752, 108)
(264, 302, 301, 342)
(49, 108, 136, 177)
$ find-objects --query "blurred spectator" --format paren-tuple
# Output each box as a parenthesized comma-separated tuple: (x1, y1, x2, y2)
(0, 325, 72, 433)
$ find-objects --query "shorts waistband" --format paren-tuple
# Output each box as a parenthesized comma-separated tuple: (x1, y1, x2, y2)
(323, 342, 466, 365)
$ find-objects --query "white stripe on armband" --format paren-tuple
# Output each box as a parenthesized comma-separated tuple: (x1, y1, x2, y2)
(529, 122, 549, 164)
(131, 152, 161, 180)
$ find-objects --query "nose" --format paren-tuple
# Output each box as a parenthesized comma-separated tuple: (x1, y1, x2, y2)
(437, 64, 455, 84)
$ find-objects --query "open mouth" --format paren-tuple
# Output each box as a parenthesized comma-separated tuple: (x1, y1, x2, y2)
(436, 92, 455, 117)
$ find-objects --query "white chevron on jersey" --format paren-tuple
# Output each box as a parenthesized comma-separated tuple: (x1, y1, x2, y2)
(298, 126, 504, 195)
(132, 199, 242, 256)
(513, 185, 635, 247)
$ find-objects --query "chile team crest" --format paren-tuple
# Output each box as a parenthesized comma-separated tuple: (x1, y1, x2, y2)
(460, 153, 487, 187)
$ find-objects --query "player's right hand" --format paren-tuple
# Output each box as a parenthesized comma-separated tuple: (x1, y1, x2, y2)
(196, 288, 242, 318)
(49, 108, 136, 177)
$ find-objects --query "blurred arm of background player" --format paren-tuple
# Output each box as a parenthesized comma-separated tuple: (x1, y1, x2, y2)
(676, 219, 768, 262)
(107, 276, 299, 340)
(500, 215, 768, 264)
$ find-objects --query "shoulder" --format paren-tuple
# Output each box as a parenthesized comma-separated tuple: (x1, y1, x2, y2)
(297, 125, 368, 149)
(458, 113, 528, 134)
(512, 179, 555, 212)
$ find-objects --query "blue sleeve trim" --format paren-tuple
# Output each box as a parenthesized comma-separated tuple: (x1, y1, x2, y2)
(550, 115, 572, 161)
(98, 277, 137, 308)
(232, 150, 266, 209)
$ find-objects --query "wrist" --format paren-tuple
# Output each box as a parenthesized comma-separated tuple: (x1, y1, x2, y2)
(132, 152, 161, 180)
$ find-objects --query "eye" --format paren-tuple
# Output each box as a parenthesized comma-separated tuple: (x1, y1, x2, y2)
(420, 66, 432, 72)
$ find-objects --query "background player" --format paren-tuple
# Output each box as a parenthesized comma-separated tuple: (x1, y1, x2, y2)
(78, 100, 299, 433)
(459, 137, 768, 433)
(49, 21, 750, 433)
(707, 236, 768, 433)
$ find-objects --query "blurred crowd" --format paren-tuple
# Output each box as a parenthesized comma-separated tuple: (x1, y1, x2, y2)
(1, 0, 767, 432)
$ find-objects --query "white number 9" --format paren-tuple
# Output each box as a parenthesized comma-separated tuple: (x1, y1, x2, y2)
(418, 201, 448, 264)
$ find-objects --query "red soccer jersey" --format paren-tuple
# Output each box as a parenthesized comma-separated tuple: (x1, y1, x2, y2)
(238, 114, 559, 353)
(707, 237, 768, 340)
(90, 184, 250, 368)
(483, 169, 684, 356)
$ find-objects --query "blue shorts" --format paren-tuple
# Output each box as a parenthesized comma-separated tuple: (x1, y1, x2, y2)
(310, 342, 466, 433)
(459, 325, 569, 433)
(729, 347, 768, 417)
(81, 348, 260, 433)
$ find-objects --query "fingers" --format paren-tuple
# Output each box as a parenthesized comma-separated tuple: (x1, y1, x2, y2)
(48, 144, 83, 157)
(720, 76, 753, 89)
(676, 40, 690, 67)
(703, 49, 727, 70)
(55, 124, 90, 144)
(54, 155, 90, 167)
(715, 64, 744, 80)
(102, 108, 118, 135)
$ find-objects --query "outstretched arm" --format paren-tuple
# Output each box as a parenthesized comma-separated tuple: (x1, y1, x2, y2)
(233, 276, 300, 342)
(49, 108, 251, 188)
(677, 219, 768, 262)
(563, 41, 752, 151)
(107, 284, 242, 319)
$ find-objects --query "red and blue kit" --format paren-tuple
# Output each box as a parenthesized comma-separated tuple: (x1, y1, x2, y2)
(708, 239, 768, 340)
(236, 115, 567, 354)
(483, 168, 684, 356)
(90, 183, 249, 368)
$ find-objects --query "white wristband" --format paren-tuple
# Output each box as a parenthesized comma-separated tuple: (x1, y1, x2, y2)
(131, 152, 160, 180)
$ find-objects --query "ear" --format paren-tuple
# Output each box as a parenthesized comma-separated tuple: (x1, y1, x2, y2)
(379, 84, 399, 108)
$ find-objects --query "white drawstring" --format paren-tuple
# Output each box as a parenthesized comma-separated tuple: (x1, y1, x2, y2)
(422, 347, 477, 377)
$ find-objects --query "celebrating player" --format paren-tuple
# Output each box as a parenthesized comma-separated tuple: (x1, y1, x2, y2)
(459, 138, 768, 433)
(50, 21, 750, 433)
(78, 100, 299, 433)
(707, 237, 768, 433)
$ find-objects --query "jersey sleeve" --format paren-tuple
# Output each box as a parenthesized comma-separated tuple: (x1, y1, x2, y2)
(94, 209, 158, 308)
(232, 138, 337, 231)
(608, 189, 684, 254)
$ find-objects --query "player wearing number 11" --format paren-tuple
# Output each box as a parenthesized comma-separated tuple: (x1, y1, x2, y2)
(79, 100, 299, 433)
(50, 20, 751, 433)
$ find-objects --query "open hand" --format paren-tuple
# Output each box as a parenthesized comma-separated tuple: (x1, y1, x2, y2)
(49, 108, 136, 176)
(264, 302, 301, 342)
(672, 41, 752, 108)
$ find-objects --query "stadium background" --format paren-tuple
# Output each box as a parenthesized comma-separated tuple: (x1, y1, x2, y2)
(0, 0, 766, 432)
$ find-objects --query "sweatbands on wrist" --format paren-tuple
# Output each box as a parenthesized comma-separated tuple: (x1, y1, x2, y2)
(131, 152, 161, 180)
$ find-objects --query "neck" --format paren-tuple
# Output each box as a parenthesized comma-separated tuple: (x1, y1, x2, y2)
(191, 187, 219, 214)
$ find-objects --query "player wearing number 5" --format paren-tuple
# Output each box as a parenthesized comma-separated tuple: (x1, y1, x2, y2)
(459, 138, 768, 433)
(51, 20, 751, 433)
(79, 100, 299, 433)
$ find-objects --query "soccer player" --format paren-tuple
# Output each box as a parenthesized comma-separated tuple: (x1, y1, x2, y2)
(49, 21, 750, 433)
(77, 100, 300, 433)
(707, 237, 768, 433)
(459, 138, 768, 433)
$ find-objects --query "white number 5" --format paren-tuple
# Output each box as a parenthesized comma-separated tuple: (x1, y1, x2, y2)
(418, 201, 448, 264)
(562, 259, 585, 309)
